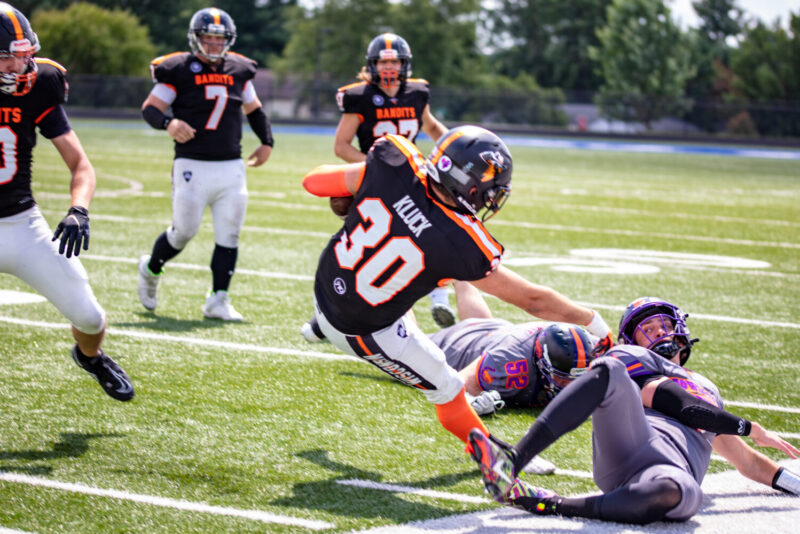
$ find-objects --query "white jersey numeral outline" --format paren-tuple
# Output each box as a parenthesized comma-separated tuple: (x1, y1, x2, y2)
(204, 85, 228, 130)
(335, 198, 425, 306)
(372, 118, 419, 141)
(0, 126, 19, 184)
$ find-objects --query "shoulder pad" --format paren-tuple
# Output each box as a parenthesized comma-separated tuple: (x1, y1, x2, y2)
(227, 51, 257, 65)
(338, 81, 368, 93)
(150, 51, 188, 66)
(406, 78, 429, 85)
(34, 58, 67, 73)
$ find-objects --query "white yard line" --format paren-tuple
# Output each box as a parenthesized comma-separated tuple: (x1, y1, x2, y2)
(351, 459, 800, 534)
(337, 480, 491, 504)
(0, 472, 332, 530)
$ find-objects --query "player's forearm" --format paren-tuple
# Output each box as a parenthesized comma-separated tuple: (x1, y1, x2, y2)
(334, 142, 367, 163)
(68, 163, 96, 208)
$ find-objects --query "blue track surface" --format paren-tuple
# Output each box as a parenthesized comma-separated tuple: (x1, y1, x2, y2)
(273, 124, 800, 161)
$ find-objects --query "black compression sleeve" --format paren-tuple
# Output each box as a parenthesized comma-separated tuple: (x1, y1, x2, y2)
(142, 105, 172, 130)
(652, 379, 751, 435)
(246, 107, 274, 147)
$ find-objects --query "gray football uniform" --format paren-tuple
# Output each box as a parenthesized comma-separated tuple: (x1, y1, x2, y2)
(429, 319, 548, 407)
(591, 346, 723, 520)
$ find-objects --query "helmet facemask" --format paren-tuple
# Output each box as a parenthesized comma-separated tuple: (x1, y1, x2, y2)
(365, 33, 412, 88)
(619, 299, 697, 365)
(0, 34, 40, 96)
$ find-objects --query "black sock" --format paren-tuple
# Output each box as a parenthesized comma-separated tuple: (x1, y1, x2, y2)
(211, 244, 238, 293)
(513, 365, 609, 474)
(148, 231, 181, 274)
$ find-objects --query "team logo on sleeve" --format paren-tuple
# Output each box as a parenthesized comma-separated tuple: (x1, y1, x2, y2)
(183, 171, 193, 182)
(333, 278, 347, 295)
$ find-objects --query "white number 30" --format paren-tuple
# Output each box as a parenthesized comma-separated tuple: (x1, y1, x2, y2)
(334, 198, 424, 306)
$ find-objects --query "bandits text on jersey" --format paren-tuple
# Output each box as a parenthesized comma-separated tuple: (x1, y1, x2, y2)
(376, 107, 416, 120)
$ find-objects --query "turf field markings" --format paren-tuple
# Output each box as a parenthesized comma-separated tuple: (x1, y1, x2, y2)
(73, 253, 800, 329)
(336, 480, 491, 504)
(494, 219, 800, 250)
(3, 314, 800, 420)
(0, 315, 355, 361)
(0, 471, 333, 529)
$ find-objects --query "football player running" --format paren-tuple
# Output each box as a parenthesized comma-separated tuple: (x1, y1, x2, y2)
(329, 32, 454, 328)
(302, 125, 613, 455)
(138, 7, 273, 321)
(0, 3, 133, 401)
(467, 297, 800, 524)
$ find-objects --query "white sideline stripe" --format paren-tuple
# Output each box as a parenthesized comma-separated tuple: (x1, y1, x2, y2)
(493, 219, 800, 250)
(0, 316, 357, 362)
(336, 480, 491, 504)
(78, 253, 800, 330)
(2, 315, 800, 419)
(0, 472, 333, 530)
(725, 400, 800, 415)
(0, 528, 35, 534)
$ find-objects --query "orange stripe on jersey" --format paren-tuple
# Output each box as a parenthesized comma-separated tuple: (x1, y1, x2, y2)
(444, 210, 503, 262)
(569, 327, 587, 368)
(34, 106, 55, 124)
(34, 58, 67, 72)
(3, 5, 23, 40)
(338, 81, 369, 92)
(385, 134, 427, 181)
(356, 113, 364, 124)
(355, 336, 372, 355)
(150, 51, 185, 65)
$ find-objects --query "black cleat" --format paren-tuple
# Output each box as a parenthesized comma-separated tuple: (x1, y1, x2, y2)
(72, 345, 134, 401)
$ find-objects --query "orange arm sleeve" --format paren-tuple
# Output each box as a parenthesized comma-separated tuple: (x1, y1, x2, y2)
(302, 165, 352, 197)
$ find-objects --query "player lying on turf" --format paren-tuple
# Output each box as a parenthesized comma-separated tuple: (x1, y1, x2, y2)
(467, 297, 800, 524)
(429, 281, 610, 474)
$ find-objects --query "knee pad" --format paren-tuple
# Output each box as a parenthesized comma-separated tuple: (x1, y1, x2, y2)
(166, 225, 197, 250)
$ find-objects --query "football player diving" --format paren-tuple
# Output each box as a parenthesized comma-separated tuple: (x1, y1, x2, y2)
(324, 32, 454, 329)
(302, 124, 614, 458)
(467, 297, 800, 524)
(138, 7, 274, 321)
(0, 3, 133, 400)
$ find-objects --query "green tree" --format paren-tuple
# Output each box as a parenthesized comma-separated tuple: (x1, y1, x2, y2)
(275, 0, 483, 87)
(32, 2, 155, 75)
(591, 0, 695, 128)
(728, 12, 800, 136)
(486, 0, 613, 92)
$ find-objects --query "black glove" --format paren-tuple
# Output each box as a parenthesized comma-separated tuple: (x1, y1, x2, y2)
(52, 206, 90, 258)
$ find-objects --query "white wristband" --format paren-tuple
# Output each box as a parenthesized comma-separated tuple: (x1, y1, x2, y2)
(773, 468, 800, 495)
(585, 311, 611, 338)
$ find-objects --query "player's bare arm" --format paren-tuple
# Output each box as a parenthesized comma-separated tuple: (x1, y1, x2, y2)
(470, 266, 601, 331)
(421, 104, 447, 142)
(243, 97, 272, 167)
(334, 114, 367, 163)
(713, 431, 799, 487)
(453, 280, 493, 320)
(51, 130, 95, 209)
(142, 93, 196, 143)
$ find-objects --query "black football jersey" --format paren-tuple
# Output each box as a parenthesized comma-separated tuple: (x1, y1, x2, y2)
(0, 59, 71, 217)
(314, 134, 504, 335)
(149, 51, 256, 161)
(336, 79, 431, 153)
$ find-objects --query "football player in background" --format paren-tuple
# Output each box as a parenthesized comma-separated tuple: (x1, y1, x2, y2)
(468, 297, 800, 524)
(330, 32, 454, 328)
(302, 124, 613, 453)
(138, 6, 273, 321)
(0, 3, 133, 401)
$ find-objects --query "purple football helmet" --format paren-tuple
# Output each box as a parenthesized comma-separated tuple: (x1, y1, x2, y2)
(618, 297, 697, 365)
